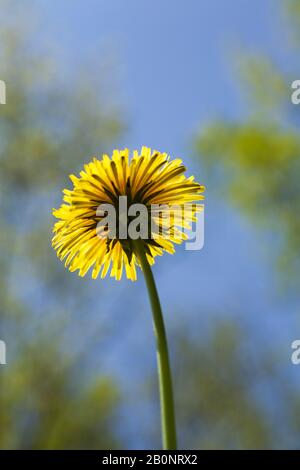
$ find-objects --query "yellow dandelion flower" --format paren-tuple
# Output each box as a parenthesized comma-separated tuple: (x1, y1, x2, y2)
(52, 146, 205, 450)
(52, 146, 205, 281)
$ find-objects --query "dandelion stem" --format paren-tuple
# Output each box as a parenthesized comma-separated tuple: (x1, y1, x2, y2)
(134, 239, 177, 450)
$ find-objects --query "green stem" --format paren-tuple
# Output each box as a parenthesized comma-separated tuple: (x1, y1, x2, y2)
(134, 239, 177, 450)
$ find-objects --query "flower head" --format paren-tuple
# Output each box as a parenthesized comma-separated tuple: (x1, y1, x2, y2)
(52, 147, 205, 280)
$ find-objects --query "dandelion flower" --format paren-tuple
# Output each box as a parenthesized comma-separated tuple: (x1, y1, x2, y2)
(52, 147, 205, 450)
(52, 147, 204, 281)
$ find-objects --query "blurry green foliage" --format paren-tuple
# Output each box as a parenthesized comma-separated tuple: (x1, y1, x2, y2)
(194, 1, 300, 278)
(0, 339, 119, 449)
(286, 0, 300, 36)
(174, 323, 300, 449)
(186, 0, 300, 450)
(0, 1, 123, 449)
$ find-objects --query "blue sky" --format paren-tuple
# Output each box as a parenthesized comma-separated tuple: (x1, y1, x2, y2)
(29, 0, 300, 447)
(38, 0, 287, 155)
(34, 0, 297, 319)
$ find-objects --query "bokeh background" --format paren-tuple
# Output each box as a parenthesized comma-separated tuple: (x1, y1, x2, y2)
(0, 0, 300, 449)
